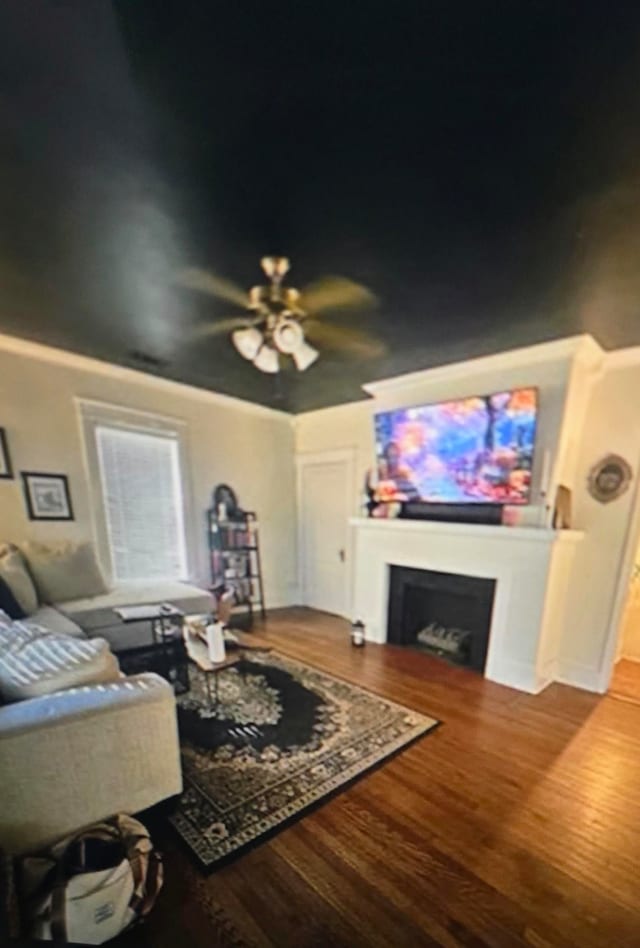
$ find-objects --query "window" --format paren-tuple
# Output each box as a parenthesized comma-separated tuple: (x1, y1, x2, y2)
(95, 425, 188, 582)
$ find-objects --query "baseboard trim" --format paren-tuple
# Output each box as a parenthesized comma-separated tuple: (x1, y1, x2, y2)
(554, 660, 603, 693)
(484, 653, 550, 694)
(264, 598, 300, 611)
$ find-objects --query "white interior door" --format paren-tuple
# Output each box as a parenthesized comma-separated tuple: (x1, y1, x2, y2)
(299, 456, 351, 617)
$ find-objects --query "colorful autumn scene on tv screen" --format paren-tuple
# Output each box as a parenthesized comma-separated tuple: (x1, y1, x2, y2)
(374, 388, 537, 505)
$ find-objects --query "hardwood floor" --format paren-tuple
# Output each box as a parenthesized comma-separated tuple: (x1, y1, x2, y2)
(609, 657, 640, 706)
(119, 608, 640, 947)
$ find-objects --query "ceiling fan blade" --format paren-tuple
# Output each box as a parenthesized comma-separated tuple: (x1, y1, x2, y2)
(177, 267, 250, 308)
(191, 317, 257, 339)
(304, 319, 386, 358)
(299, 276, 377, 315)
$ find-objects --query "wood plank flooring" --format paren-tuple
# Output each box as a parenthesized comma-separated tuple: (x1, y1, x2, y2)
(118, 608, 640, 947)
(609, 657, 640, 706)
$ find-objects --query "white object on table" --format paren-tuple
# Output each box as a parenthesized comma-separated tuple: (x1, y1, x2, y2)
(206, 622, 226, 663)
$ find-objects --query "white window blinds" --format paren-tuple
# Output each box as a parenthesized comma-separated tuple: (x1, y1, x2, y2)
(95, 425, 188, 582)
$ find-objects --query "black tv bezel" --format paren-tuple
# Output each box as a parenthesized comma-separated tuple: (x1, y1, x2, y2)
(373, 384, 539, 507)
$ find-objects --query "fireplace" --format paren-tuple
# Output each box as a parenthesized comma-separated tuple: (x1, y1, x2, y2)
(387, 565, 496, 673)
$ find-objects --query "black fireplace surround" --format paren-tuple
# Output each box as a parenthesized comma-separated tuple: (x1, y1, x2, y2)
(387, 565, 496, 673)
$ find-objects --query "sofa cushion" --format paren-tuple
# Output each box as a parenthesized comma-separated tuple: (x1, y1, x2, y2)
(20, 541, 110, 604)
(0, 629, 120, 703)
(59, 581, 212, 634)
(0, 545, 38, 616)
(26, 606, 86, 640)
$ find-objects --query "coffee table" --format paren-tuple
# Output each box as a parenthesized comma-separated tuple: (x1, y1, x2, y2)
(182, 626, 272, 716)
(182, 634, 240, 715)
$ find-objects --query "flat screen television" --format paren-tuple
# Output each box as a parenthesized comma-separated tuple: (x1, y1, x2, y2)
(374, 387, 538, 506)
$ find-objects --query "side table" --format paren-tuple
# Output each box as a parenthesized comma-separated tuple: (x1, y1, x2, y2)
(113, 603, 189, 693)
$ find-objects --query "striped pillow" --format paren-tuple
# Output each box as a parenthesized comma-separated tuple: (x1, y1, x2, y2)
(0, 631, 120, 703)
(0, 616, 44, 654)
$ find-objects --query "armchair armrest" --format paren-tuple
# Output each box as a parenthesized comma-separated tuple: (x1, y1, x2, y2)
(0, 673, 173, 735)
(0, 674, 182, 855)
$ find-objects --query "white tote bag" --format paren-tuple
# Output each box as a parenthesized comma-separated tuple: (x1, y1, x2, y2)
(22, 814, 162, 944)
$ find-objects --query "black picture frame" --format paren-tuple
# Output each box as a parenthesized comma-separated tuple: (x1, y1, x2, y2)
(21, 472, 74, 521)
(0, 428, 13, 479)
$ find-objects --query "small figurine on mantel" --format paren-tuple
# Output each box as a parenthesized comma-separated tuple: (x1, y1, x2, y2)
(363, 469, 403, 519)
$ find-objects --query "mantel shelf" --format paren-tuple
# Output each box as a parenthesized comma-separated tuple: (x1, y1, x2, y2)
(349, 516, 584, 544)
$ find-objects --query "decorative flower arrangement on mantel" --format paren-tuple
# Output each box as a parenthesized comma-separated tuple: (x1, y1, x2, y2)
(364, 470, 405, 519)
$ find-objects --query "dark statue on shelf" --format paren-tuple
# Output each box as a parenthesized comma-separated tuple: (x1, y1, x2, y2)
(212, 483, 241, 520)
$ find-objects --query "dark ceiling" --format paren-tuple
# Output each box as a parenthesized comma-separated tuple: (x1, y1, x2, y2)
(2, 2, 640, 412)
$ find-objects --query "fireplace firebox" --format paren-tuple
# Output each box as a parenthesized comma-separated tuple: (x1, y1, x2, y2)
(387, 565, 495, 673)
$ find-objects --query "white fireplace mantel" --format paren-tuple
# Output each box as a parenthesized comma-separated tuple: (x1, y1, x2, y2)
(349, 517, 583, 694)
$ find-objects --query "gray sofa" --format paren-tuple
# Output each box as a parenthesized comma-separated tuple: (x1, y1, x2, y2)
(0, 543, 212, 855)
(30, 579, 213, 650)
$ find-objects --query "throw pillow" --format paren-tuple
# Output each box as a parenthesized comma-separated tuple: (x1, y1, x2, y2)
(20, 541, 110, 604)
(0, 629, 120, 702)
(0, 616, 45, 655)
(0, 576, 26, 620)
(0, 545, 39, 615)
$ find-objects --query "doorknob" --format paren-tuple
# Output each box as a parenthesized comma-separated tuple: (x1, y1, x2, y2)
(339, 548, 346, 562)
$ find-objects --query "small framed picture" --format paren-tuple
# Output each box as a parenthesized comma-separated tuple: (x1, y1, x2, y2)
(0, 428, 13, 479)
(21, 472, 74, 521)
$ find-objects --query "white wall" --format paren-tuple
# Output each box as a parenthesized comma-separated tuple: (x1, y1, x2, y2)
(5, 329, 640, 683)
(0, 336, 298, 607)
(294, 400, 374, 514)
(557, 361, 640, 688)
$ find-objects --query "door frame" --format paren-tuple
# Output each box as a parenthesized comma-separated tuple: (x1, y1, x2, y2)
(599, 440, 640, 691)
(295, 448, 356, 617)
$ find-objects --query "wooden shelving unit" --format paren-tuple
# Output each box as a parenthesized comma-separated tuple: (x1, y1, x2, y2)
(207, 509, 266, 629)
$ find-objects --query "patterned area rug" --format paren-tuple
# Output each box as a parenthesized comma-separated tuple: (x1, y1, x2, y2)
(169, 651, 438, 871)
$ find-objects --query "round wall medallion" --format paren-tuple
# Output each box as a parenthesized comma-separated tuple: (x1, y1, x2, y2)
(587, 454, 633, 504)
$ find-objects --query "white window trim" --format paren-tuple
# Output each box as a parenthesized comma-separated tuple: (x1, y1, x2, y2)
(76, 398, 196, 583)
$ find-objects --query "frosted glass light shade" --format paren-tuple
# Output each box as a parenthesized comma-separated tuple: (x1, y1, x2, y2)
(253, 344, 279, 373)
(273, 318, 304, 354)
(232, 327, 263, 361)
(292, 340, 319, 372)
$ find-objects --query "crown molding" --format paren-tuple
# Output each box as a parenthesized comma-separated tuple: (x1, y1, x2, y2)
(602, 345, 640, 371)
(8, 329, 635, 422)
(361, 335, 604, 397)
(0, 332, 293, 423)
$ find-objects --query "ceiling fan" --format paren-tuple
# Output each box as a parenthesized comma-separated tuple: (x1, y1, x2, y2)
(178, 256, 384, 374)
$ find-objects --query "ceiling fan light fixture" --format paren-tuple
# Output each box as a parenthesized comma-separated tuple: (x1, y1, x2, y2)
(253, 344, 280, 374)
(273, 317, 304, 354)
(232, 327, 263, 361)
(284, 287, 301, 306)
(261, 256, 290, 280)
(292, 340, 319, 372)
(249, 286, 267, 309)
(185, 256, 380, 379)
